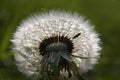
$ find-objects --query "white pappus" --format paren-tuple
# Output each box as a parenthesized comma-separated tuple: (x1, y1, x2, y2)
(11, 10, 101, 80)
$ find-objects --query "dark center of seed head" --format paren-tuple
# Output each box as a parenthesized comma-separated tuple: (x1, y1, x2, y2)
(39, 35, 74, 55)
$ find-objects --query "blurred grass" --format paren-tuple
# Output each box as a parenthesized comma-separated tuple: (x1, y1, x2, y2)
(0, 0, 120, 80)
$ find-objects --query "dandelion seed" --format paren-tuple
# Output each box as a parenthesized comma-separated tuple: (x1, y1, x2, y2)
(11, 10, 101, 80)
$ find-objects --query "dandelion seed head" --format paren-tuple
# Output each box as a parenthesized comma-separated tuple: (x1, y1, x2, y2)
(11, 10, 101, 78)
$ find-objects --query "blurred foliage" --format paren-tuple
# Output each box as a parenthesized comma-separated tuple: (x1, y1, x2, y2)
(0, 0, 120, 80)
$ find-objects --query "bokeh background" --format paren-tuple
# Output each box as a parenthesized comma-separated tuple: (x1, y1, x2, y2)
(0, 0, 120, 80)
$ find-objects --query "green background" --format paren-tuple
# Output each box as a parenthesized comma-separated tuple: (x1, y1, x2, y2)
(0, 0, 120, 80)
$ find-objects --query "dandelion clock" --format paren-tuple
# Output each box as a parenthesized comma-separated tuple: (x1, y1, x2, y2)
(11, 10, 101, 80)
